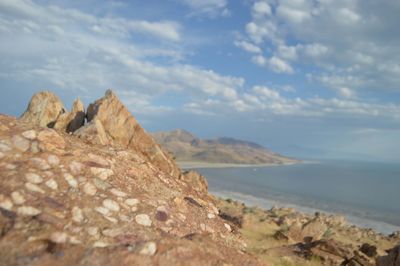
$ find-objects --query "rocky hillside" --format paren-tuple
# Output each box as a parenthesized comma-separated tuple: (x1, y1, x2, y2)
(0, 90, 262, 265)
(153, 129, 298, 165)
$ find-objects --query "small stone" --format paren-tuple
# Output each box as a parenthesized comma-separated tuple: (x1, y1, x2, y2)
(95, 207, 110, 216)
(103, 199, 120, 212)
(87, 227, 99, 236)
(93, 178, 110, 190)
(25, 182, 45, 193)
(50, 232, 68, 243)
(69, 236, 81, 244)
(69, 161, 83, 175)
(224, 223, 232, 232)
(135, 214, 152, 227)
(0, 196, 13, 210)
(45, 179, 58, 190)
(30, 158, 51, 170)
(110, 188, 127, 197)
(11, 135, 30, 152)
(131, 206, 138, 212)
(30, 141, 40, 153)
(102, 228, 122, 237)
(5, 164, 16, 170)
(64, 173, 78, 188)
(0, 151, 4, 159)
(11, 191, 25, 205)
(91, 167, 114, 180)
(124, 198, 139, 206)
(17, 206, 41, 216)
(200, 223, 206, 231)
(207, 213, 216, 219)
(25, 173, 43, 184)
(22, 130, 37, 140)
(119, 214, 133, 222)
(87, 153, 110, 167)
(139, 242, 157, 256)
(93, 241, 110, 248)
(83, 182, 97, 196)
(72, 207, 84, 223)
(0, 142, 11, 152)
(104, 216, 118, 223)
(47, 154, 60, 166)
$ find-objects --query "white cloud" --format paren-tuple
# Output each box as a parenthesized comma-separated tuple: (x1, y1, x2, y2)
(268, 56, 294, 74)
(252, 1, 272, 17)
(178, 0, 229, 17)
(234, 40, 262, 53)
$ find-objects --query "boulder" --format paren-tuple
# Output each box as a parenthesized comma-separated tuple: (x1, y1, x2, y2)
(360, 243, 378, 258)
(54, 99, 85, 132)
(376, 245, 400, 266)
(20, 91, 66, 128)
(74, 118, 109, 145)
(86, 90, 180, 178)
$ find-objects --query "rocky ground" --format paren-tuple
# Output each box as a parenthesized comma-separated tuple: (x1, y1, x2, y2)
(0, 91, 262, 265)
(215, 198, 400, 265)
(1, 90, 399, 266)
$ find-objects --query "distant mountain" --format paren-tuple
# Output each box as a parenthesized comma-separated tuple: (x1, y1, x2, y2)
(152, 129, 299, 165)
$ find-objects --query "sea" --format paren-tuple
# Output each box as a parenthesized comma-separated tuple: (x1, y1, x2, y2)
(194, 160, 400, 234)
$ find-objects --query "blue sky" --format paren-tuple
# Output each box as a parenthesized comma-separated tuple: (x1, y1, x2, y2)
(1, 0, 400, 161)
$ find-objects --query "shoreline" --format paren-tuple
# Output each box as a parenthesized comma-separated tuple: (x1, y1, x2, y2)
(210, 189, 400, 235)
(178, 160, 304, 169)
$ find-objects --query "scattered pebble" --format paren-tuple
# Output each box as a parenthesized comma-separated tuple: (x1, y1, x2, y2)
(95, 206, 110, 216)
(131, 206, 138, 212)
(93, 241, 110, 248)
(50, 232, 68, 243)
(103, 199, 120, 212)
(5, 164, 16, 170)
(47, 154, 60, 166)
(0, 142, 11, 152)
(25, 173, 43, 184)
(69, 161, 83, 175)
(83, 182, 97, 196)
(17, 206, 41, 216)
(0, 196, 13, 210)
(72, 206, 84, 223)
(224, 223, 232, 232)
(30, 158, 50, 170)
(91, 167, 114, 180)
(45, 179, 58, 190)
(11, 191, 25, 205)
(25, 182, 45, 193)
(139, 242, 157, 256)
(64, 173, 78, 188)
(119, 214, 133, 222)
(22, 130, 37, 140)
(124, 198, 139, 206)
(30, 141, 40, 153)
(207, 213, 216, 219)
(0, 151, 4, 159)
(87, 227, 99, 236)
(110, 188, 127, 197)
(104, 216, 118, 224)
(11, 135, 30, 152)
(135, 214, 152, 227)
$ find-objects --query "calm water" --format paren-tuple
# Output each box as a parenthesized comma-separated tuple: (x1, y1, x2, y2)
(195, 160, 400, 234)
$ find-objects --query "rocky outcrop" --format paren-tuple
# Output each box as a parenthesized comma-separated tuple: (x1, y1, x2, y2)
(0, 112, 262, 265)
(20, 91, 66, 128)
(85, 90, 181, 178)
(20, 92, 85, 133)
(74, 118, 110, 145)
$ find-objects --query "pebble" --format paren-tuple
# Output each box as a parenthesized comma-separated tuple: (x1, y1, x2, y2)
(102, 228, 122, 237)
(47, 154, 60, 166)
(119, 214, 133, 222)
(103, 199, 120, 212)
(93, 241, 110, 248)
(50, 232, 68, 243)
(72, 207, 84, 223)
(93, 178, 110, 190)
(88, 153, 110, 167)
(5, 164, 16, 170)
(131, 206, 138, 212)
(91, 167, 114, 180)
(11, 135, 30, 152)
(64, 173, 78, 188)
(224, 223, 232, 232)
(45, 179, 58, 190)
(110, 188, 127, 197)
(95, 206, 110, 216)
(69, 161, 83, 175)
(104, 216, 118, 223)
(25, 173, 43, 184)
(30, 141, 40, 153)
(30, 158, 51, 170)
(0, 142, 11, 152)
(124, 198, 139, 206)
(87, 227, 99, 236)
(207, 213, 216, 219)
(135, 214, 152, 227)
(25, 182, 45, 193)
(139, 242, 157, 256)
(22, 130, 37, 140)
(0, 196, 13, 210)
(83, 182, 97, 196)
(11, 191, 25, 205)
(17, 206, 41, 216)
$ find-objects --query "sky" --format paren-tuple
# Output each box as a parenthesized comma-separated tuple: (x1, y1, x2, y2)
(1, 0, 400, 161)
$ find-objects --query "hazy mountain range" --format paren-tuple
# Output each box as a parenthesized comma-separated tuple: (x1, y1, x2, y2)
(152, 129, 298, 165)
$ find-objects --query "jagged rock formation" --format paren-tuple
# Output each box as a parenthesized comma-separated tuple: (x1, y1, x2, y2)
(0, 91, 262, 265)
(153, 129, 299, 165)
(54, 99, 85, 133)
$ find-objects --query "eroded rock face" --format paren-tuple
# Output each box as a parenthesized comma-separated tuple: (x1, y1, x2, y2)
(20, 91, 66, 128)
(85, 90, 180, 178)
(180, 170, 208, 193)
(54, 99, 85, 133)
(377, 245, 400, 266)
(74, 118, 110, 145)
(0, 114, 261, 266)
